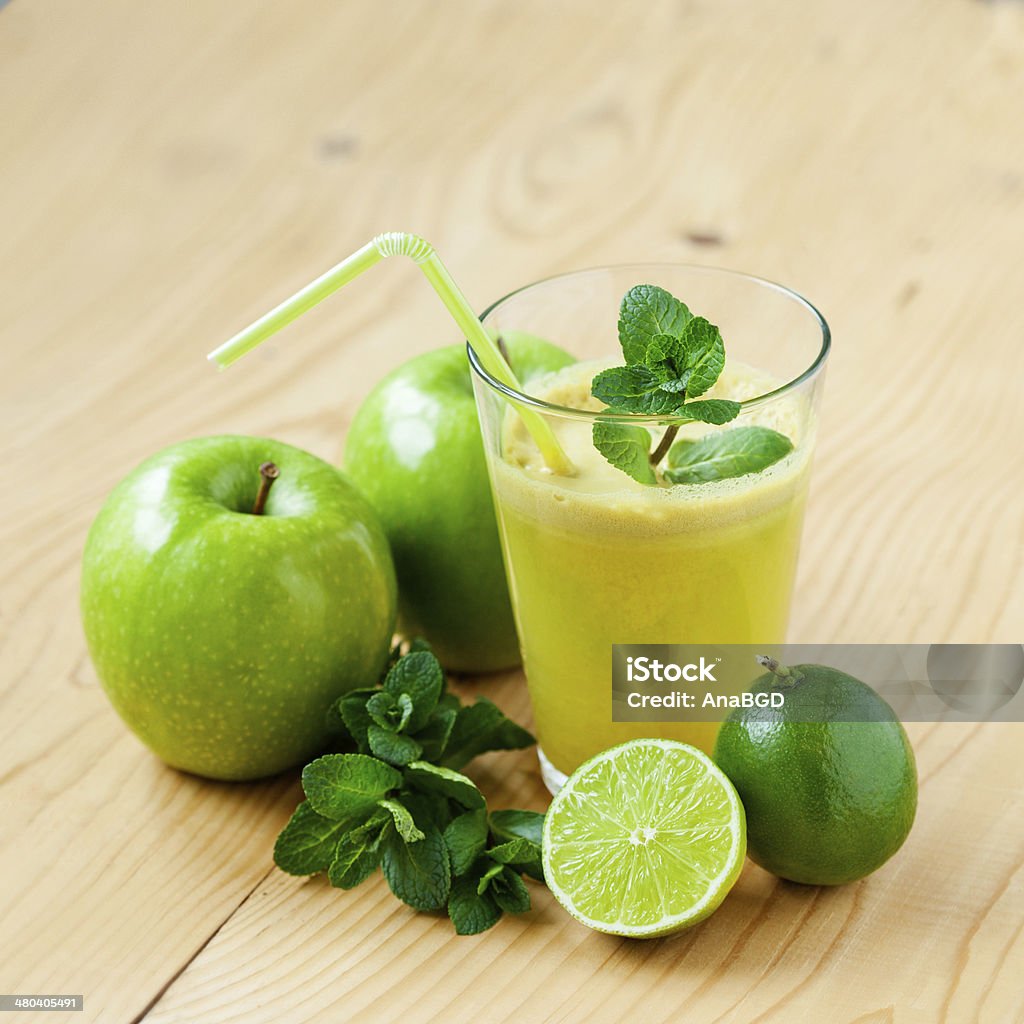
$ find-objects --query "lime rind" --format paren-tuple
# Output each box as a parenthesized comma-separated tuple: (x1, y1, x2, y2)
(542, 739, 746, 938)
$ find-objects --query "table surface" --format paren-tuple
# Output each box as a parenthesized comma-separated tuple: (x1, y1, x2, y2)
(2, 1, 1023, 1022)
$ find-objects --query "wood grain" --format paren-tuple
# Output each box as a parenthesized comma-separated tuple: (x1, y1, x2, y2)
(1, 0, 1022, 1022)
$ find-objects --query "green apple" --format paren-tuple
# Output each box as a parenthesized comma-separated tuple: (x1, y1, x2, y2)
(344, 332, 574, 673)
(81, 435, 397, 781)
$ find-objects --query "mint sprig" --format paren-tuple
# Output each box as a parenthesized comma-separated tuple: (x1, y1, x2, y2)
(591, 285, 792, 485)
(274, 641, 544, 936)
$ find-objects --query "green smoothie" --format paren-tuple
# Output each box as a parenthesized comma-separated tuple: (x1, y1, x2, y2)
(490, 358, 813, 778)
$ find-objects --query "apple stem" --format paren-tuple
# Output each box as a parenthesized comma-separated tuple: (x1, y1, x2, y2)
(252, 462, 280, 515)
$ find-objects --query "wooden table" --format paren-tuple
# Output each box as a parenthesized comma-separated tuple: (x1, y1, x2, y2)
(2, 1, 1022, 1021)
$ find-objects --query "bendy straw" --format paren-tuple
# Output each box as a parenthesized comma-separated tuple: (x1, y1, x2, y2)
(207, 232, 574, 475)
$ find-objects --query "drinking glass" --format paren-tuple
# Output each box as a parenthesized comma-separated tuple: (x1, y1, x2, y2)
(469, 264, 830, 794)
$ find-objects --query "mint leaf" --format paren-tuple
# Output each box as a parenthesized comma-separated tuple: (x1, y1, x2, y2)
(443, 809, 489, 875)
(644, 334, 691, 391)
(597, 322, 727, 417)
(618, 285, 692, 364)
(327, 814, 389, 889)
(324, 692, 355, 743)
(366, 691, 410, 732)
(592, 423, 657, 485)
(477, 861, 505, 893)
(399, 790, 452, 833)
(490, 868, 532, 915)
(488, 809, 544, 847)
(676, 398, 741, 425)
(487, 838, 538, 864)
(368, 725, 423, 766)
(487, 811, 544, 884)
(328, 840, 381, 890)
(679, 317, 726, 398)
(666, 425, 794, 484)
(471, 706, 536, 756)
(335, 690, 376, 752)
(448, 874, 502, 936)
(489, 839, 540, 864)
(487, 837, 543, 880)
(383, 650, 444, 732)
(472, 857, 533, 914)
(350, 808, 392, 845)
(273, 801, 349, 876)
(441, 698, 536, 770)
(301, 754, 401, 820)
(396, 693, 415, 730)
(382, 826, 451, 911)
(378, 798, 426, 843)
(591, 365, 684, 415)
(404, 761, 485, 810)
(415, 706, 457, 762)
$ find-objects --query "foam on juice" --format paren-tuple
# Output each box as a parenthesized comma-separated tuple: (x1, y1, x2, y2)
(495, 358, 813, 535)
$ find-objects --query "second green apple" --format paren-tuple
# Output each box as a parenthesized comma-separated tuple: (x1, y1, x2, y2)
(345, 332, 574, 672)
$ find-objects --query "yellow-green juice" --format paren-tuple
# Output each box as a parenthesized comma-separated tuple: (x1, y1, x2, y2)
(490, 359, 813, 779)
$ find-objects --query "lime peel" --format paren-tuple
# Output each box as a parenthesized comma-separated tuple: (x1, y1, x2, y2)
(541, 739, 746, 938)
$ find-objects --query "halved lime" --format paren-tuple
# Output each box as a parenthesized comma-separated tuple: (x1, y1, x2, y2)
(542, 739, 746, 937)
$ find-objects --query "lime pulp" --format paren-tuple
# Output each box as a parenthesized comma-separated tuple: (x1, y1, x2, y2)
(542, 739, 746, 937)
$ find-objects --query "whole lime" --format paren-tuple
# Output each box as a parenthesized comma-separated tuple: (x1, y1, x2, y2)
(713, 660, 917, 885)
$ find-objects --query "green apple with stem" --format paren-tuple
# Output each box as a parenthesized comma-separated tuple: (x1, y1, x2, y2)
(81, 435, 397, 781)
(344, 332, 574, 673)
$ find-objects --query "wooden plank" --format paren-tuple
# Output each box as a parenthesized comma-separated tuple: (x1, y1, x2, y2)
(0, 0, 1021, 1021)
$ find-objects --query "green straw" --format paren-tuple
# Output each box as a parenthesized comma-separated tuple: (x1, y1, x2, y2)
(207, 232, 575, 475)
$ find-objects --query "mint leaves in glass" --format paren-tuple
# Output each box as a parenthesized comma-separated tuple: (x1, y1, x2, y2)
(591, 285, 793, 485)
(274, 642, 544, 935)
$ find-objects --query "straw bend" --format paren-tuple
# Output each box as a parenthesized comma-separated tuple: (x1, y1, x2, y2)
(206, 231, 575, 475)
(372, 232, 434, 264)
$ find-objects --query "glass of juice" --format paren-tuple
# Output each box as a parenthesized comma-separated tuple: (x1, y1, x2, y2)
(468, 264, 830, 794)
